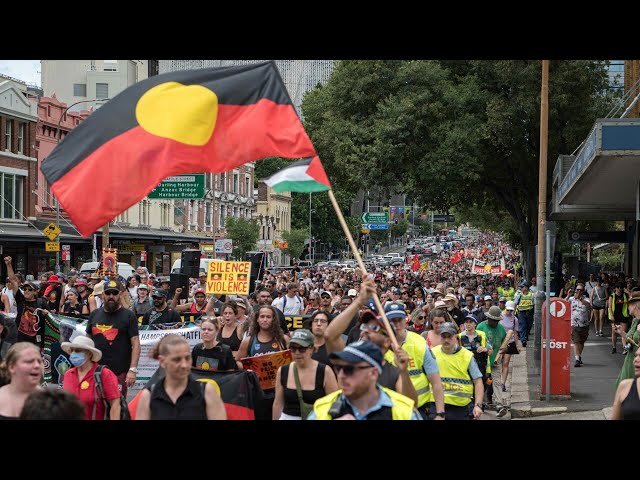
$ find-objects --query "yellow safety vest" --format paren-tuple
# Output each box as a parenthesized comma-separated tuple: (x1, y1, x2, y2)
(312, 387, 416, 420)
(384, 331, 430, 407)
(498, 287, 515, 301)
(608, 292, 629, 320)
(431, 345, 475, 407)
(517, 292, 534, 311)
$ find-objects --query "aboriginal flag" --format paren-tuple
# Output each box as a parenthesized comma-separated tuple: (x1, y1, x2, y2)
(41, 61, 317, 237)
(128, 367, 262, 420)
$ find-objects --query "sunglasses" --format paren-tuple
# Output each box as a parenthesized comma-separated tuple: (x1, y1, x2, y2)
(417, 315, 426, 320)
(359, 323, 388, 336)
(23, 287, 35, 292)
(332, 364, 374, 376)
(290, 345, 310, 353)
(104, 290, 120, 296)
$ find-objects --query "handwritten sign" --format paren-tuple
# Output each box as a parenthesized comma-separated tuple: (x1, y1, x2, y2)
(241, 350, 292, 390)
(206, 261, 251, 295)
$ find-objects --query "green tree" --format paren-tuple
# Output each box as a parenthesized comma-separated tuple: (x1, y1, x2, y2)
(224, 217, 259, 260)
(282, 228, 308, 261)
(391, 219, 408, 237)
(301, 60, 616, 277)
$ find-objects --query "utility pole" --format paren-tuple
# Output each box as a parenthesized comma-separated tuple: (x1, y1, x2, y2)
(534, 60, 549, 375)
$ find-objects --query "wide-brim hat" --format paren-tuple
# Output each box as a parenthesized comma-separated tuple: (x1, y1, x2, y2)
(47, 275, 62, 284)
(443, 293, 459, 306)
(61, 335, 102, 362)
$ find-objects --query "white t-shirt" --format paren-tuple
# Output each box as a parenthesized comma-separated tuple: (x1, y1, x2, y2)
(272, 294, 304, 315)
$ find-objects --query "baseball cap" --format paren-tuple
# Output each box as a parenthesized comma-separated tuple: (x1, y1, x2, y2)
(464, 314, 478, 323)
(102, 278, 123, 293)
(193, 288, 206, 296)
(151, 288, 168, 298)
(483, 295, 492, 301)
(329, 340, 383, 373)
(289, 329, 314, 348)
(391, 288, 401, 294)
(499, 297, 507, 303)
(320, 290, 331, 298)
(347, 289, 357, 297)
(439, 322, 458, 336)
(384, 301, 407, 320)
(137, 283, 149, 291)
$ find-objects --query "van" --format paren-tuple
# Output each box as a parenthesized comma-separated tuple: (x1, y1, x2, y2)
(171, 258, 222, 276)
(79, 261, 136, 279)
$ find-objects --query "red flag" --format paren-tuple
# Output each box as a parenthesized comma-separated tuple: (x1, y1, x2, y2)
(450, 252, 462, 265)
(41, 61, 316, 237)
(481, 247, 488, 256)
(411, 255, 420, 271)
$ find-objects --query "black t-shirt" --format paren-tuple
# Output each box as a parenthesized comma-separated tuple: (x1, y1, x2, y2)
(311, 343, 330, 365)
(142, 307, 182, 326)
(43, 286, 63, 313)
(86, 306, 139, 375)
(14, 289, 47, 347)
(62, 301, 85, 318)
(191, 343, 237, 371)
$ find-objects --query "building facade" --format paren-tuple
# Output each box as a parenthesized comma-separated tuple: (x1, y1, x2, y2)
(41, 60, 149, 109)
(256, 181, 292, 266)
(0, 74, 43, 276)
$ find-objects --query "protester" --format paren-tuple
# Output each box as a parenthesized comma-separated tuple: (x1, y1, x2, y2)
(308, 340, 421, 420)
(477, 306, 507, 414)
(62, 336, 121, 420)
(236, 305, 290, 420)
(273, 329, 338, 420)
(85, 278, 140, 397)
(615, 292, 640, 388)
(570, 284, 592, 366)
(0, 343, 44, 419)
(611, 348, 640, 420)
(192, 316, 237, 371)
(135, 334, 227, 420)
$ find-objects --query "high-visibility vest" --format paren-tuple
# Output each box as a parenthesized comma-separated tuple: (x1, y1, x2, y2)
(498, 287, 515, 301)
(608, 292, 629, 320)
(384, 331, 430, 407)
(516, 292, 534, 312)
(431, 345, 475, 407)
(312, 387, 415, 420)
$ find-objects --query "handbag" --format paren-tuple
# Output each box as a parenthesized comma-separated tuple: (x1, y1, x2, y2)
(292, 364, 314, 420)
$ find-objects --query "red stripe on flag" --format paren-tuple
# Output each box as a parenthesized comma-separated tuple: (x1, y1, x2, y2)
(305, 155, 332, 188)
(51, 99, 316, 237)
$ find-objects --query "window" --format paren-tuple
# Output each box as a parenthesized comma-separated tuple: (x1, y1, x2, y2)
(233, 173, 239, 193)
(96, 83, 109, 99)
(73, 83, 87, 97)
(245, 177, 250, 197)
(219, 173, 226, 192)
(5, 120, 12, 152)
(205, 201, 212, 225)
(1, 173, 24, 220)
(219, 205, 225, 228)
(17, 124, 24, 154)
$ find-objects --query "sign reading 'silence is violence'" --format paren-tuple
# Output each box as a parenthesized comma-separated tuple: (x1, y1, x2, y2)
(206, 261, 251, 295)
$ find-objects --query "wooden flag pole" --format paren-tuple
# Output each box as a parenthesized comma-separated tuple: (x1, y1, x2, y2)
(327, 189, 399, 350)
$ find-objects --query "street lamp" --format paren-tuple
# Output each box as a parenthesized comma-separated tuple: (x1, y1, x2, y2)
(54, 98, 109, 272)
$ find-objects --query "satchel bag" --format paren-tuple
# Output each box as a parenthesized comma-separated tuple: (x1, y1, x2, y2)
(292, 364, 314, 420)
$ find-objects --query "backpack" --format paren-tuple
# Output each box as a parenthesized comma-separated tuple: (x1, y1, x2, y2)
(93, 365, 131, 420)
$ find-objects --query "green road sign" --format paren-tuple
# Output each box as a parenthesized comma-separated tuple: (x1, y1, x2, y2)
(361, 212, 389, 224)
(148, 174, 205, 199)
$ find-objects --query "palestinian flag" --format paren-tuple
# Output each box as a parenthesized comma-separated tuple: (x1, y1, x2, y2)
(41, 61, 317, 237)
(263, 156, 331, 193)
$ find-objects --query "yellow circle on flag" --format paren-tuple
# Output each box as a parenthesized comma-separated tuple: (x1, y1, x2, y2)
(80, 380, 90, 390)
(196, 378, 221, 396)
(136, 82, 218, 146)
(484, 264, 492, 271)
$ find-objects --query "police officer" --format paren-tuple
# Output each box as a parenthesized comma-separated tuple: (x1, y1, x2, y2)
(514, 281, 534, 348)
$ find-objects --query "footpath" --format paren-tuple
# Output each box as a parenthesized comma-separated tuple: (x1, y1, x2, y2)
(495, 321, 625, 420)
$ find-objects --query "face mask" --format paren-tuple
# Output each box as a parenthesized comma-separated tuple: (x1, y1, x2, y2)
(69, 351, 88, 367)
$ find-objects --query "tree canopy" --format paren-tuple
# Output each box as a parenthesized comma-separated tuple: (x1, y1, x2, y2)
(300, 60, 616, 274)
(224, 217, 259, 260)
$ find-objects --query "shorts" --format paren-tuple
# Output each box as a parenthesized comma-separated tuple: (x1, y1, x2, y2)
(571, 326, 589, 344)
(592, 305, 603, 310)
(610, 316, 631, 325)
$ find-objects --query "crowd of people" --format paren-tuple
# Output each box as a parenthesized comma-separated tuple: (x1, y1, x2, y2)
(1, 229, 639, 420)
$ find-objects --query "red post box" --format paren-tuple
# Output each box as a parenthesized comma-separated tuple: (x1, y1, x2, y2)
(541, 298, 571, 397)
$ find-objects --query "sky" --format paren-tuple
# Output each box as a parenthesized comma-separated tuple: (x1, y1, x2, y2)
(0, 60, 41, 86)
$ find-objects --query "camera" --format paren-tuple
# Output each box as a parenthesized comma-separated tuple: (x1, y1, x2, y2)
(623, 342, 633, 353)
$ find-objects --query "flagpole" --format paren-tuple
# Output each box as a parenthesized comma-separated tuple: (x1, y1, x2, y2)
(326, 189, 399, 349)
